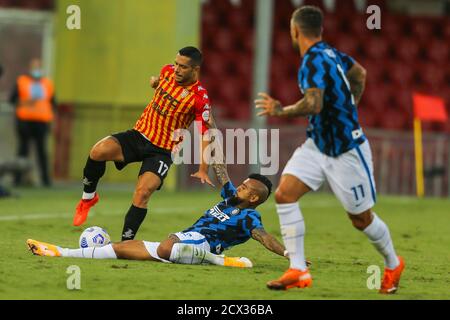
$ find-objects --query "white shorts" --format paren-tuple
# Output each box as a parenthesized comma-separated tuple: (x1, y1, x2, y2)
(143, 231, 211, 262)
(282, 138, 376, 214)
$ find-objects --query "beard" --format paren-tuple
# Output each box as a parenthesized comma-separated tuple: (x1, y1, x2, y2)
(227, 195, 244, 206)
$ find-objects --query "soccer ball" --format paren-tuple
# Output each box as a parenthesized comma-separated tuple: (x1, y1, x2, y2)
(79, 226, 111, 248)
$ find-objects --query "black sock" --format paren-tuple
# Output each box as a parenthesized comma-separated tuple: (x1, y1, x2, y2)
(121, 205, 148, 241)
(83, 157, 106, 193)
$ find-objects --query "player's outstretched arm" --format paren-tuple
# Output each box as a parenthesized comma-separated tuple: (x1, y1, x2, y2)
(346, 61, 366, 105)
(207, 114, 230, 187)
(255, 89, 324, 118)
(251, 228, 287, 258)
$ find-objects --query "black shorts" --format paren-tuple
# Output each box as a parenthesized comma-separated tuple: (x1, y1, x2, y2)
(111, 130, 172, 190)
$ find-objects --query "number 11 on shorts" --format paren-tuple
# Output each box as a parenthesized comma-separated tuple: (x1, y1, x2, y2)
(351, 184, 365, 201)
(158, 161, 169, 176)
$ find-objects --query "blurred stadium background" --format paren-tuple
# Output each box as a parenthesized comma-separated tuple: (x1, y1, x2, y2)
(0, 0, 449, 197)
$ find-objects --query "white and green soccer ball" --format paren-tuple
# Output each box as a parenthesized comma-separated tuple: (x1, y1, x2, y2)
(79, 226, 111, 248)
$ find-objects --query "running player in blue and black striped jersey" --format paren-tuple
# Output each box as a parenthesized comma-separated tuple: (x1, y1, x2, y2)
(298, 41, 366, 156)
(256, 5, 404, 293)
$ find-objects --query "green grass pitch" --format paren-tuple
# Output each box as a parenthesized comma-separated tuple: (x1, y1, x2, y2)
(0, 185, 449, 300)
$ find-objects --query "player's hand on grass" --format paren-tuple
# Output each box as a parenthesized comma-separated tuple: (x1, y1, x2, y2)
(150, 76, 159, 89)
(191, 171, 215, 187)
(255, 92, 283, 116)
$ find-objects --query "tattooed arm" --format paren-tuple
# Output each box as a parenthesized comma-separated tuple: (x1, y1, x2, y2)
(255, 88, 324, 118)
(251, 228, 287, 258)
(208, 115, 230, 187)
(346, 61, 366, 105)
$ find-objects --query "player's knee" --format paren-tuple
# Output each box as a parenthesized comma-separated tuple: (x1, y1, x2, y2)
(112, 242, 127, 259)
(89, 143, 108, 161)
(275, 188, 296, 204)
(348, 210, 372, 231)
(157, 242, 172, 260)
(133, 186, 153, 207)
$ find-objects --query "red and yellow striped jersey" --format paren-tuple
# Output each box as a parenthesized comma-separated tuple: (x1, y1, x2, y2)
(134, 64, 211, 151)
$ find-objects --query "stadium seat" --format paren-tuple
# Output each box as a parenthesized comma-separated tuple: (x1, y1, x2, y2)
(380, 107, 409, 131)
(410, 18, 435, 42)
(358, 107, 380, 128)
(202, 51, 233, 77)
(213, 29, 238, 51)
(427, 39, 449, 63)
(443, 18, 450, 39)
(394, 90, 414, 117)
(363, 36, 390, 60)
(235, 29, 255, 53)
(333, 34, 359, 57)
(360, 59, 386, 85)
(386, 62, 415, 87)
(417, 63, 447, 89)
(381, 14, 406, 41)
(228, 9, 253, 30)
(362, 84, 392, 114)
(395, 37, 421, 62)
(273, 32, 293, 56)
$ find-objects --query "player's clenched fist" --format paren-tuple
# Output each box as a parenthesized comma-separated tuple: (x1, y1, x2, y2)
(150, 76, 159, 89)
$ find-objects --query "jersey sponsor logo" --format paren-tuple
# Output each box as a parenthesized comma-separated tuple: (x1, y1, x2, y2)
(208, 206, 230, 222)
(151, 102, 169, 116)
(155, 86, 180, 108)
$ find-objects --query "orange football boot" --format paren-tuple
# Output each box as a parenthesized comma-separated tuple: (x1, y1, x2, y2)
(379, 256, 405, 294)
(267, 268, 312, 290)
(27, 239, 61, 257)
(73, 193, 99, 226)
(224, 256, 253, 268)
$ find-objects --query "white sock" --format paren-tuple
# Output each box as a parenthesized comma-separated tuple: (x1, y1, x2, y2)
(169, 243, 224, 265)
(363, 212, 399, 269)
(82, 192, 95, 200)
(60, 244, 117, 259)
(276, 203, 307, 271)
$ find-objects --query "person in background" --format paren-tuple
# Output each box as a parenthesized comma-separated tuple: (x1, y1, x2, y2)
(0, 63, 12, 198)
(9, 58, 56, 187)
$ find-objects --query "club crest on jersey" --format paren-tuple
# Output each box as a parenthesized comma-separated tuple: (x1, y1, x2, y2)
(208, 206, 230, 222)
(180, 89, 189, 99)
(231, 208, 240, 216)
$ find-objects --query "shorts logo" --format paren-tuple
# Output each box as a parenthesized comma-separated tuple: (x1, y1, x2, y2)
(202, 110, 210, 122)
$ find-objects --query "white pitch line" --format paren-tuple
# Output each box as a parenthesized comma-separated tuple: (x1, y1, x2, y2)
(0, 207, 204, 222)
(0, 199, 340, 222)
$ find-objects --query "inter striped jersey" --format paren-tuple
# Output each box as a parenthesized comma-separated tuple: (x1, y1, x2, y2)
(183, 181, 263, 254)
(298, 41, 366, 157)
(134, 64, 211, 151)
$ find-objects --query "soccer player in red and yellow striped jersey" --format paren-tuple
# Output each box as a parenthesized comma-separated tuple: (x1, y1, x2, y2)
(73, 47, 214, 241)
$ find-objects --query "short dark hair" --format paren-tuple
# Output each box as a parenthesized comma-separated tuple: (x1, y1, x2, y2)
(292, 5, 323, 38)
(178, 46, 203, 66)
(248, 173, 272, 198)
